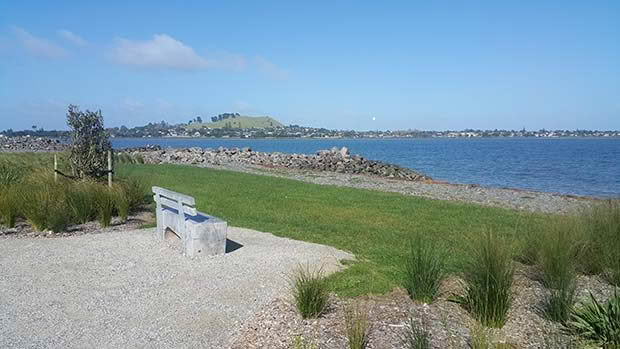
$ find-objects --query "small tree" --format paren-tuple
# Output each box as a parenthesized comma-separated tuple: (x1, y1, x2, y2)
(66, 105, 112, 179)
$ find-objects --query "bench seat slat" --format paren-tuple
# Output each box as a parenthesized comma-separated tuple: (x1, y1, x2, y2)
(152, 186, 196, 205)
(157, 196, 197, 216)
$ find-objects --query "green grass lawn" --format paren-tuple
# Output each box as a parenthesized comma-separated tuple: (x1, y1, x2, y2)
(117, 163, 553, 297)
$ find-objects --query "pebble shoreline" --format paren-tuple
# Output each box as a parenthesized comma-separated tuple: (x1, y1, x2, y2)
(124, 146, 593, 214)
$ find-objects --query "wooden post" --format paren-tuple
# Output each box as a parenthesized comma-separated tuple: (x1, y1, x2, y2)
(54, 154, 58, 182)
(107, 150, 112, 188)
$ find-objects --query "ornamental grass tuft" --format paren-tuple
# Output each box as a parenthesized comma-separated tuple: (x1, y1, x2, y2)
(93, 186, 116, 228)
(404, 314, 430, 349)
(291, 264, 329, 319)
(344, 301, 370, 349)
(538, 221, 578, 323)
(404, 233, 445, 303)
(456, 231, 514, 328)
(0, 185, 20, 228)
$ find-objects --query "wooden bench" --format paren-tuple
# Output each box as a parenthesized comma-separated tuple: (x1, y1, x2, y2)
(152, 186, 227, 257)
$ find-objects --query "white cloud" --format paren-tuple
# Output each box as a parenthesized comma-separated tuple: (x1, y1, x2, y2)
(109, 34, 211, 70)
(12, 26, 68, 59)
(57, 29, 86, 46)
(255, 56, 289, 80)
(210, 50, 247, 70)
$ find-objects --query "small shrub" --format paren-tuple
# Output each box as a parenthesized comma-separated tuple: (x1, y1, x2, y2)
(404, 315, 430, 349)
(456, 231, 514, 328)
(66, 104, 112, 179)
(345, 301, 370, 349)
(93, 186, 116, 227)
(291, 264, 329, 319)
(404, 234, 445, 303)
(567, 289, 620, 347)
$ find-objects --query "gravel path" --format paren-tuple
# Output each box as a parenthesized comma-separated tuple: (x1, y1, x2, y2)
(0, 227, 353, 349)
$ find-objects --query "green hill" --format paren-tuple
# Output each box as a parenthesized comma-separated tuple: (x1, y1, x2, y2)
(186, 116, 284, 129)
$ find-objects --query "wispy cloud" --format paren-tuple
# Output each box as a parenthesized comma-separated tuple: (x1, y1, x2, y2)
(255, 56, 289, 80)
(109, 34, 211, 70)
(57, 29, 86, 46)
(210, 50, 247, 71)
(12, 26, 68, 59)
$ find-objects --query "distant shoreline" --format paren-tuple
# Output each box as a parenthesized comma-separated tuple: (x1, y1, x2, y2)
(110, 135, 620, 141)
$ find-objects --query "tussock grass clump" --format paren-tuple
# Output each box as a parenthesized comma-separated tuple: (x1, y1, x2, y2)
(0, 163, 23, 187)
(515, 216, 542, 265)
(404, 234, 445, 303)
(113, 185, 131, 222)
(291, 264, 329, 319)
(118, 177, 148, 213)
(538, 222, 578, 323)
(66, 180, 98, 224)
(344, 301, 370, 349)
(20, 171, 71, 232)
(543, 285, 577, 323)
(0, 185, 20, 228)
(456, 231, 514, 328)
(93, 186, 116, 228)
(581, 200, 620, 286)
(567, 289, 620, 347)
(404, 315, 430, 349)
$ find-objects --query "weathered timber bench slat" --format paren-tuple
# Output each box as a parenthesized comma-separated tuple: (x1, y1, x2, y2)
(152, 186, 227, 257)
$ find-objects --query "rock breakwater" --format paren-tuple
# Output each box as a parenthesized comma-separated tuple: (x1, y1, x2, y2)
(0, 136, 68, 152)
(124, 146, 430, 182)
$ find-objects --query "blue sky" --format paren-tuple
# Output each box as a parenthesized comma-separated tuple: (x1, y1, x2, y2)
(1, 1, 618, 131)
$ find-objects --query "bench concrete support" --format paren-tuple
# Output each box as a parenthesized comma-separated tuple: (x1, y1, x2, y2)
(153, 186, 227, 257)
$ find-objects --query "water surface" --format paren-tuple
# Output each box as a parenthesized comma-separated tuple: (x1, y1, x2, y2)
(112, 137, 620, 198)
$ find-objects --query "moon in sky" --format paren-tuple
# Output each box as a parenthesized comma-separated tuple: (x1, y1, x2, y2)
(372, 116, 376, 121)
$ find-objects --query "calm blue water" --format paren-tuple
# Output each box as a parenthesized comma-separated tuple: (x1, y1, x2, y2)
(112, 138, 620, 198)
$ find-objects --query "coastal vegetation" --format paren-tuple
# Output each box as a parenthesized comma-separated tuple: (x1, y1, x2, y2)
(2, 152, 620, 346)
(0, 157, 148, 232)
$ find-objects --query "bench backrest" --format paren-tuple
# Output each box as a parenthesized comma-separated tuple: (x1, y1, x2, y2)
(152, 186, 197, 218)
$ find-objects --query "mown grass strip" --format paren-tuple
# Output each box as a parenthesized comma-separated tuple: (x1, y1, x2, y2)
(117, 163, 553, 296)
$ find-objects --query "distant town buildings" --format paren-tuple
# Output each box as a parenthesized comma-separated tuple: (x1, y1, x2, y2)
(3, 122, 619, 139)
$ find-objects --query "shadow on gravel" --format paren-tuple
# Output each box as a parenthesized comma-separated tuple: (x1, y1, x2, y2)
(226, 239, 243, 253)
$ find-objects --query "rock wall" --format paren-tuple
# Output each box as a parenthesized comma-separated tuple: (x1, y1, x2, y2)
(125, 146, 430, 182)
(0, 136, 68, 152)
